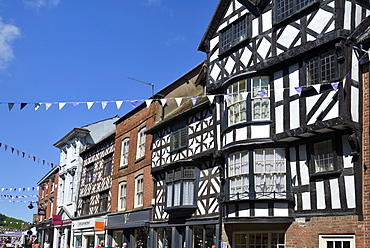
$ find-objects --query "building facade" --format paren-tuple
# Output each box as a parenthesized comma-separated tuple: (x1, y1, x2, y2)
(198, 0, 369, 247)
(106, 102, 155, 248)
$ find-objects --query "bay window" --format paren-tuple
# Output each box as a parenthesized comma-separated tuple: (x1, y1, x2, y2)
(120, 138, 129, 167)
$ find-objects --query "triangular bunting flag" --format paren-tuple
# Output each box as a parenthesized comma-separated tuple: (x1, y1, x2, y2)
(4, 145, 8, 151)
(259, 91, 266, 99)
(312, 84, 321, 94)
(101, 101, 108, 110)
(131, 100, 138, 108)
(45, 103, 52, 110)
(240, 92, 249, 100)
(72, 102, 80, 108)
(175, 98, 182, 107)
(145, 99, 153, 108)
(86, 102, 94, 109)
(59, 102, 66, 110)
(16, 150, 20, 156)
(294, 87, 303, 96)
(20, 103, 27, 110)
(115, 101, 123, 109)
(11, 147, 14, 153)
(160, 99, 168, 107)
(8, 103, 14, 111)
(207, 95, 215, 103)
(331, 82, 339, 91)
(191, 97, 198, 106)
(34, 103, 41, 111)
(224, 94, 231, 102)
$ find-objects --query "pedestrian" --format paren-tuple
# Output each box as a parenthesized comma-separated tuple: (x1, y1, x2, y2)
(33, 242, 40, 248)
(97, 241, 104, 248)
(122, 243, 127, 248)
(43, 241, 50, 248)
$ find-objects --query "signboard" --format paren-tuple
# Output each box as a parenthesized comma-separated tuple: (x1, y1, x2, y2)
(52, 215, 62, 225)
(94, 221, 104, 231)
(38, 208, 46, 216)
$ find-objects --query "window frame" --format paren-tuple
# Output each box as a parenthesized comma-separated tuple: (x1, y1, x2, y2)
(319, 235, 355, 248)
(227, 148, 287, 200)
(233, 231, 285, 247)
(219, 15, 249, 53)
(165, 166, 198, 210)
(275, 0, 316, 23)
(81, 196, 90, 216)
(118, 181, 127, 211)
(305, 50, 338, 86)
(98, 190, 109, 212)
(120, 138, 130, 167)
(136, 127, 146, 160)
(225, 76, 271, 127)
(135, 175, 144, 208)
(85, 163, 94, 183)
(170, 121, 188, 152)
(103, 154, 113, 176)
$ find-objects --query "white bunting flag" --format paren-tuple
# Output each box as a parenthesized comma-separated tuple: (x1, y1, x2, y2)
(45, 103, 52, 110)
(175, 98, 182, 107)
(207, 95, 215, 103)
(240, 92, 249, 100)
(145, 99, 153, 108)
(101, 101, 108, 110)
(312, 84, 321, 94)
(87, 102, 94, 109)
(34, 103, 41, 111)
(116, 101, 123, 109)
(160, 99, 168, 107)
(59, 102, 66, 110)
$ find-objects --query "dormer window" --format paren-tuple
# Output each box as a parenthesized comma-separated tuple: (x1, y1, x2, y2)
(220, 17, 248, 52)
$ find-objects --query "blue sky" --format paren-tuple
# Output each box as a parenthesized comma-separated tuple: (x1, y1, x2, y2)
(0, 0, 217, 223)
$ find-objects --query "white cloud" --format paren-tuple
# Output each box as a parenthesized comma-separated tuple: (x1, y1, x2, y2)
(24, 0, 60, 9)
(145, 0, 162, 6)
(0, 18, 20, 70)
(165, 33, 185, 46)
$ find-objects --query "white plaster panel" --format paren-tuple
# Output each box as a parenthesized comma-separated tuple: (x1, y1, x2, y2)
(289, 63, 299, 96)
(229, 14, 238, 24)
(240, 46, 252, 67)
(302, 192, 311, 210)
(277, 47, 284, 55)
(356, 4, 362, 26)
(329, 178, 341, 209)
(275, 105, 284, 134)
(274, 203, 289, 216)
(344, 1, 351, 30)
(218, 22, 227, 32)
(210, 37, 219, 62)
(235, 1, 243, 10)
(210, 64, 221, 82)
(352, 51, 359, 82)
(306, 94, 320, 123)
(257, 37, 270, 60)
(351, 86, 359, 122)
(290, 147, 298, 187)
(307, 9, 333, 34)
(277, 24, 300, 50)
(274, 70, 284, 102)
(239, 203, 250, 217)
(316, 180, 326, 209)
(228, 205, 236, 218)
(225, 130, 233, 145)
(217, 124, 222, 150)
(262, 10, 272, 33)
(323, 102, 339, 121)
(251, 124, 270, 139)
(342, 135, 353, 168)
(254, 203, 269, 216)
(235, 126, 248, 141)
(307, 33, 316, 42)
(290, 99, 300, 129)
(225, 4, 233, 20)
(240, 9, 248, 16)
(345, 175, 356, 208)
(299, 145, 310, 185)
(225, 57, 235, 75)
(253, 17, 259, 38)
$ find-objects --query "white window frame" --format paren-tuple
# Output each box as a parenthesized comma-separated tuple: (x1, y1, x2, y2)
(166, 166, 196, 208)
(313, 140, 334, 173)
(118, 181, 127, 211)
(136, 127, 146, 159)
(227, 80, 247, 126)
(252, 76, 270, 121)
(319, 235, 355, 248)
(135, 175, 144, 207)
(233, 231, 285, 247)
(228, 151, 249, 200)
(120, 138, 129, 167)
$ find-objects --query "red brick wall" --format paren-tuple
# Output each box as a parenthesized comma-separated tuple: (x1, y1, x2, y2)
(36, 170, 59, 222)
(111, 103, 156, 213)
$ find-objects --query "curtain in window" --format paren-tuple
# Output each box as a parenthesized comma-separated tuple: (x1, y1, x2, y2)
(183, 180, 194, 205)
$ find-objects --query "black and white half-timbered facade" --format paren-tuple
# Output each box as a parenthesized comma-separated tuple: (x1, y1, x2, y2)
(73, 131, 115, 248)
(147, 63, 222, 248)
(199, 0, 370, 247)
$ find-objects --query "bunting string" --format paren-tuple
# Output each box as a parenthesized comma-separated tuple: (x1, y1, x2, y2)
(0, 141, 55, 168)
(0, 194, 38, 199)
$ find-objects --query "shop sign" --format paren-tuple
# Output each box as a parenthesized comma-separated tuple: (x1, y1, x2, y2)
(52, 215, 63, 225)
(94, 221, 104, 231)
(38, 208, 46, 216)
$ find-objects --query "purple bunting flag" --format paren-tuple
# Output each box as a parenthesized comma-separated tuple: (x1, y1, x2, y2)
(191, 97, 198, 106)
(8, 103, 14, 111)
(224, 94, 231, 102)
(131, 100, 138, 108)
(72, 102, 80, 108)
(331, 82, 339, 91)
(20, 103, 27, 110)
(294, 87, 303, 96)
(259, 91, 266, 99)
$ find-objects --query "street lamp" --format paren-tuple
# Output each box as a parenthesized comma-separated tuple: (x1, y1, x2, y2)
(28, 202, 34, 209)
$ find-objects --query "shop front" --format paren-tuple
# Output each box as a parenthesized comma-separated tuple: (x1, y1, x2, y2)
(35, 220, 54, 246)
(72, 218, 106, 248)
(106, 208, 151, 248)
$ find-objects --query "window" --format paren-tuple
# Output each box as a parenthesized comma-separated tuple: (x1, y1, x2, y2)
(118, 181, 127, 211)
(226, 76, 270, 126)
(120, 138, 129, 167)
(319, 235, 355, 248)
(103, 154, 113, 176)
(233, 232, 285, 247)
(81, 196, 90, 215)
(228, 149, 286, 200)
(306, 51, 336, 85)
(135, 175, 144, 207)
(137, 128, 146, 159)
(85, 163, 94, 183)
(252, 76, 270, 120)
(276, 0, 315, 22)
(220, 17, 247, 52)
(227, 80, 247, 126)
(170, 122, 187, 151)
(98, 190, 109, 212)
(313, 140, 334, 173)
(166, 166, 196, 208)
